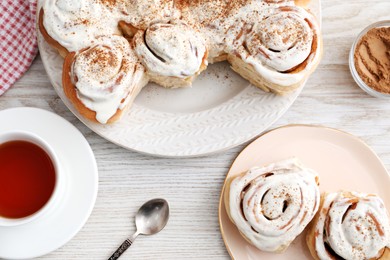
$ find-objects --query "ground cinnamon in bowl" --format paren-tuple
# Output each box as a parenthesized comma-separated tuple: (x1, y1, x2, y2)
(349, 21, 390, 98)
(354, 26, 390, 94)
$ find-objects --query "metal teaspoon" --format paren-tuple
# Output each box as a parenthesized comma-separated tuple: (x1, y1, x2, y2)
(108, 198, 170, 260)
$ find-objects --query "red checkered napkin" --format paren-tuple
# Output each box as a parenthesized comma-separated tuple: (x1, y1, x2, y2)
(0, 0, 38, 95)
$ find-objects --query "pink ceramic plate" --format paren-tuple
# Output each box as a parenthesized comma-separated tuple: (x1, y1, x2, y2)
(219, 125, 390, 260)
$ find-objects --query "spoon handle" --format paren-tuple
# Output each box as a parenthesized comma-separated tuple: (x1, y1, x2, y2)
(108, 239, 132, 260)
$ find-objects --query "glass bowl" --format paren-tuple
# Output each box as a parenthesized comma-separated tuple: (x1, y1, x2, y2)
(349, 20, 390, 98)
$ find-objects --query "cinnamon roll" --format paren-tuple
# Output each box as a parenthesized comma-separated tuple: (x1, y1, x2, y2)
(62, 35, 148, 124)
(306, 191, 390, 260)
(118, 0, 178, 37)
(226, 6, 322, 95)
(175, 0, 233, 63)
(39, 0, 123, 56)
(224, 158, 320, 253)
(133, 22, 208, 88)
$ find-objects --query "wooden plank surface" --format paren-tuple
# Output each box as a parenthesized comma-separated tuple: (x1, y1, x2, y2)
(1, 0, 390, 259)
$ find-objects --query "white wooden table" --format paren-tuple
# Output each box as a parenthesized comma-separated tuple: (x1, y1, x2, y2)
(1, 0, 390, 259)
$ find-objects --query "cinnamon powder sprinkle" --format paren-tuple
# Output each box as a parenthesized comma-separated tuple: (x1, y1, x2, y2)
(367, 212, 385, 237)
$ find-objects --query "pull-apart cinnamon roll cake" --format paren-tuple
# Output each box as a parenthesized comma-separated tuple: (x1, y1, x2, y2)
(306, 191, 390, 260)
(224, 158, 320, 253)
(39, 0, 322, 123)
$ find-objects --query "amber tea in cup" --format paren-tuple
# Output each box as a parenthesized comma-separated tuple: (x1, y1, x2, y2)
(0, 131, 61, 226)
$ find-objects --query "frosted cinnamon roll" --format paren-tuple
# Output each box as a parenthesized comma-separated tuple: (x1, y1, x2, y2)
(306, 191, 390, 260)
(39, 0, 122, 55)
(175, 0, 232, 63)
(226, 6, 322, 95)
(118, 0, 178, 37)
(133, 22, 208, 88)
(62, 35, 148, 124)
(224, 158, 320, 253)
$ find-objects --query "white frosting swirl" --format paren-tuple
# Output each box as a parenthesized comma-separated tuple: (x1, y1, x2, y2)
(134, 22, 207, 79)
(227, 158, 320, 252)
(226, 5, 321, 86)
(42, 0, 122, 51)
(313, 192, 390, 260)
(71, 35, 147, 124)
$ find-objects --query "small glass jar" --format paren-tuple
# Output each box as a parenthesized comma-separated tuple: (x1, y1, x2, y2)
(349, 20, 390, 98)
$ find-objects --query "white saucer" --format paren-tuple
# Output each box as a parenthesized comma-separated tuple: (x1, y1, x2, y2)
(0, 107, 98, 259)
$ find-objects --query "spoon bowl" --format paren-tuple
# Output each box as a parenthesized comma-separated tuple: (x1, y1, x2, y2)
(136, 198, 169, 236)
